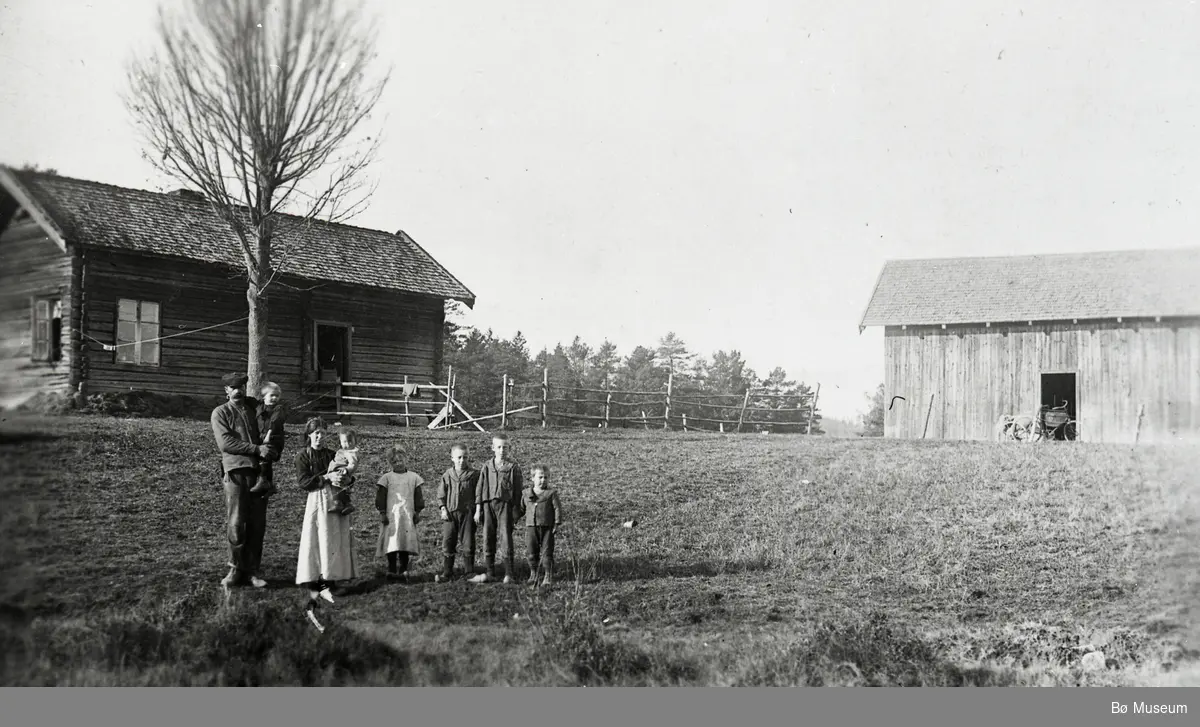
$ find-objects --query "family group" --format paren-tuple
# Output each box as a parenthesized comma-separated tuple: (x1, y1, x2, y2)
(210, 371, 564, 609)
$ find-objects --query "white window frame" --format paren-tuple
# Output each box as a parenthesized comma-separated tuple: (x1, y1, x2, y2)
(30, 295, 62, 363)
(115, 298, 161, 366)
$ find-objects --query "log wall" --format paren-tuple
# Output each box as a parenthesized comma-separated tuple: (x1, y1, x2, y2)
(80, 249, 447, 410)
(0, 219, 75, 404)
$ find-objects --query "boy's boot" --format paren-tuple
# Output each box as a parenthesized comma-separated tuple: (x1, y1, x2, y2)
(248, 475, 271, 495)
(527, 560, 540, 584)
(542, 556, 554, 586)
(436, 556, 454, 583)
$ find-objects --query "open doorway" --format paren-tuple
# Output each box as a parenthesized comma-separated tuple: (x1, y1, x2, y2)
(1040, 373, 1076, 416)
(1040, 372, 1078, 440)
(315, 323, 351, 382)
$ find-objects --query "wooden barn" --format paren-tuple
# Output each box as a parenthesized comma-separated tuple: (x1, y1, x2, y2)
(0, 166, 476, 414)
(859, 248, 1200, 444)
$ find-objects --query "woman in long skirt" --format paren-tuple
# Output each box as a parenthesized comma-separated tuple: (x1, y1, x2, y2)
(294, 416, 359, 604)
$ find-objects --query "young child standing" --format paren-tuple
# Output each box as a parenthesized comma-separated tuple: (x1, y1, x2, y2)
(375, 445, 424, 582)
(522, 463, 563, 586)
(326, 428, 361, 515)
(469, 433, 525, 584)
(435, 443, 479, 583)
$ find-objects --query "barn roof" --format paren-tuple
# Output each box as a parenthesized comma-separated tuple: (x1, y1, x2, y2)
(0, 167, 476, 307)
(860, 247, 1200, 328)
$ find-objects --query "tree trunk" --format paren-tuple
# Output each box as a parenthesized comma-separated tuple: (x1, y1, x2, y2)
(246, 285, 269, 396)
(246, 221, 272, 396)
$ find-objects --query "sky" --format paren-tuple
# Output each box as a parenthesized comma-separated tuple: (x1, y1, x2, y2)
(2, 0, 1199, 421)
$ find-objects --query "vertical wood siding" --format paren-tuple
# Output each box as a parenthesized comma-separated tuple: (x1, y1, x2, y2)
(883, 320, 1200, 444)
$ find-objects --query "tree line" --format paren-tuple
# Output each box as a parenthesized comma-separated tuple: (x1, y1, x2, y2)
(440, 303, 823, 433)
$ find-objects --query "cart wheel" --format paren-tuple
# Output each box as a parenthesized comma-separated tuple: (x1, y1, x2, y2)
(1064, 421, 1078, 441)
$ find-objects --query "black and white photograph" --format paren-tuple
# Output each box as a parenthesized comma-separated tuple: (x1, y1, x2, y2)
(1, 0, 1198, 693)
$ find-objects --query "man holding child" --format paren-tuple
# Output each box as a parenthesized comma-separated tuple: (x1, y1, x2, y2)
(211, 372, 281, 589)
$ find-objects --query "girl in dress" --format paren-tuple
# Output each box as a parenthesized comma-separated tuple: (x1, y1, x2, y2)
(375, 445, 425, 582)
(294, 417, 359, 605)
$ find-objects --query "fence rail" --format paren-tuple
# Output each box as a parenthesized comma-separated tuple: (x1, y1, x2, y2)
(502, 370, 820, 434)
(298, 366, 820, 435)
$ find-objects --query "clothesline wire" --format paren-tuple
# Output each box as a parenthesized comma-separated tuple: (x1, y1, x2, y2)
(83, 316, 250, 351)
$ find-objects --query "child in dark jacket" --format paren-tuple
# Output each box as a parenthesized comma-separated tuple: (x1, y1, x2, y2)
(434, 443, 479, 582)
(469, 433, 525, 584)
(521, 463, 563, 586)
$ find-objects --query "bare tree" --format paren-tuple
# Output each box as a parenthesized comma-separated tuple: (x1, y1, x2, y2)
(124, 0, 390, 391)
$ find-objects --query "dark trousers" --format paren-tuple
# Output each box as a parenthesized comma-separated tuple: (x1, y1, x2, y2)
(480, 499, 516, 577)
(224, 469, 268, 580)
(526, 526, 554, 573)
(442, 510, 476, 565)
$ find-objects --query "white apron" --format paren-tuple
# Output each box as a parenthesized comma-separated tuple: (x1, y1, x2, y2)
(295, 482, 359, 584)
(376, 471, 424, 557)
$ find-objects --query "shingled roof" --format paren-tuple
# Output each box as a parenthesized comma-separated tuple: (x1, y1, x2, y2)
(860, 247, 1200, 329)
(0, 167, 476, 307)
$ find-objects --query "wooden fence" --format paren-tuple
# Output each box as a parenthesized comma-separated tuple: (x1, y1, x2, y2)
(298, 366, 495, 432)
(501, 370, 821, 433)
(301, 366, 819, 434)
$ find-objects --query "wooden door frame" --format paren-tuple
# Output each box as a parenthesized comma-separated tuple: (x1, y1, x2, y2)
(311, 319, 354, 381)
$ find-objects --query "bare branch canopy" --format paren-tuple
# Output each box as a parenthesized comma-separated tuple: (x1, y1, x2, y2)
(122, 0, 391, 388)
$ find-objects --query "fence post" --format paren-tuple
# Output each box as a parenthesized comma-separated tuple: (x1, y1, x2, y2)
(604, 373, 612, 429)
(542, 367, 549, 429)
(664, 372, 673, 430)
(682, 412, 688, 432)
(443, 364, 453, 428)
(403, 374, 410, 429)
(736, 388, 751, 433)
(501, 373, 509, 430)
(806, 383, 821, 435)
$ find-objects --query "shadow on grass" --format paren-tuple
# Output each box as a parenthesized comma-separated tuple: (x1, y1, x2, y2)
(566, 554, 773, 583)
(1, 595, 456, 686)
(0, 431, 63, 446)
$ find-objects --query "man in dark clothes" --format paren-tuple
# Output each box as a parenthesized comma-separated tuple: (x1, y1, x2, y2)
(211, 372, 274, 589)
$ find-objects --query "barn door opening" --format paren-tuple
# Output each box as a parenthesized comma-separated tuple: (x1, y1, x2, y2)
(1040, 372, 1076, 419)
(315, 323, 351, 382)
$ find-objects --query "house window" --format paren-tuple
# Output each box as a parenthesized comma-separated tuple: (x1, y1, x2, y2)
(115, 298, 161, 366)
(31, 297, 63, 363)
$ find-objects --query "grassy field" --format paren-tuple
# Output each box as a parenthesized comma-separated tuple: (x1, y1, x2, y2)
(1, 413, 1198, 686)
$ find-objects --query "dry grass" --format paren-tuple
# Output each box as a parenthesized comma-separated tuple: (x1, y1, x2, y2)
(0, 414, 1197, 686)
